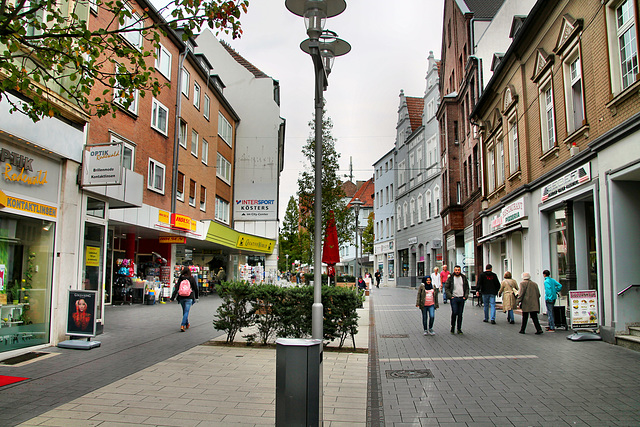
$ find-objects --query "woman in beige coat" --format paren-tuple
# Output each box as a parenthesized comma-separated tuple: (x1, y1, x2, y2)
(498, 271, 518, 324)
(516, 272, 543, 334)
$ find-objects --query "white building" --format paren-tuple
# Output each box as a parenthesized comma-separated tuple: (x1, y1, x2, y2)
(373, 150, 396, 286)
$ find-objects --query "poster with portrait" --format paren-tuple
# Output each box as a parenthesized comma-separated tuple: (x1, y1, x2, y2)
(66, 290, 97, 337)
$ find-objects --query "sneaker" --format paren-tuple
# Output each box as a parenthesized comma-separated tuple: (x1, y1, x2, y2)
(483, 319, 489, 323)
(457, 330, 463, 334)
(491, 320, 496, 324)
(547, 329, 556, 332)
(450, 327, 455, 334)
(424, 331, 428, 336)
(180, 326, 185, 332)
(429, 329, 435, 336)
(519, 331, 525, 334)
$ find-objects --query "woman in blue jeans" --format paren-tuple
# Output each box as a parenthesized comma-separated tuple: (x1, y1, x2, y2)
(416, 276, 439, 335)
(171, 266, 199, 332)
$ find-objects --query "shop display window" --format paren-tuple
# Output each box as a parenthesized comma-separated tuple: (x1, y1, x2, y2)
(0, 213, 54, 352)
(549, 208, 569, 288)
(398, 249, 409, 277)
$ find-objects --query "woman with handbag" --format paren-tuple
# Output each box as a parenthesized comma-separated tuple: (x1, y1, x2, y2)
(498, 271, 518, 324)
(416, 276, 439, 335)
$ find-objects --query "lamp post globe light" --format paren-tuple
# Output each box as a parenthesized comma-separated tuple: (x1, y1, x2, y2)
(350, 198, 364, 278)
(285, 0, 349, 343)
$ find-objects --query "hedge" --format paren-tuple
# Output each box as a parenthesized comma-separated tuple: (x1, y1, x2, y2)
(213, 281, 363, 348)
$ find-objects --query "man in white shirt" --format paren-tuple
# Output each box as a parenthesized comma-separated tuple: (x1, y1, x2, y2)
(431, 267, 441, 296)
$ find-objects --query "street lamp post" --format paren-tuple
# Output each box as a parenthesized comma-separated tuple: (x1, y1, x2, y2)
(351, 198, 363, 278)
(285, 0, 350, 341)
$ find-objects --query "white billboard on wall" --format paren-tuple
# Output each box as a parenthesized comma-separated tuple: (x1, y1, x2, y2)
(81, 143, 123, 186)
(234, 188, 277, 220)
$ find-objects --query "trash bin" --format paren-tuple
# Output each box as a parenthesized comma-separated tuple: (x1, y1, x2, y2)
(275, 338, 322, 427)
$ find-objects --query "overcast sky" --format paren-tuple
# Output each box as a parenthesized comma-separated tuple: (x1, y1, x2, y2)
(215, 1, 444, 220)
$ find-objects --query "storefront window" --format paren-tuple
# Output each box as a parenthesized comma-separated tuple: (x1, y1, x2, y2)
(549, 208, 568, 287)
(83, 222, 104, 321)
(0, 213, 54, 352)
(399, 249, 409, 277)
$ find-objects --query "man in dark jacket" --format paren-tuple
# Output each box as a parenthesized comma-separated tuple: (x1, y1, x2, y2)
(444, 265, 469, 334)
(476, 264, 501, 324)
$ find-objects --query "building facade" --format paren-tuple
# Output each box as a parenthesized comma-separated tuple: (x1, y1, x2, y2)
(373, 149, 395, 286)
(471, 0, 640, 342)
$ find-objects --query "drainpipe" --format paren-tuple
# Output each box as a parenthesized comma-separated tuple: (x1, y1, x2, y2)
(171, 48, 189, 214)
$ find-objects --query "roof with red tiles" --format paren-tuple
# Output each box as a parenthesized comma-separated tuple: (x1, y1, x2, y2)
(406, 96, 424, 133)
(342, 181, 357, 198)
(348, 178, 374, 208)
(220, 41, 269, 79)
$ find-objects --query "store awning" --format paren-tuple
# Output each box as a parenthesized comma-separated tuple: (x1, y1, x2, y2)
(205, 221, 276, 255)
(478, 220, 528, 244)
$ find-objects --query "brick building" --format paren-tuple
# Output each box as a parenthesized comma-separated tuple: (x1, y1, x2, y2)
(471, 0, 640, 343)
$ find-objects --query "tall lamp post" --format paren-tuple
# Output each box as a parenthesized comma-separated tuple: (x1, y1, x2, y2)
(286, 0, 350, 341)
(351, 198, 363, 278)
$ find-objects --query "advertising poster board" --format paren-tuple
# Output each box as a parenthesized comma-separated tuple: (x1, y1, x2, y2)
(569, 290, 598, 330)
(67, 290, 98, 337)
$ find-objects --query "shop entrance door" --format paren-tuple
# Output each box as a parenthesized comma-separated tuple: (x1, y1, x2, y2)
(82, 197, 108, 327)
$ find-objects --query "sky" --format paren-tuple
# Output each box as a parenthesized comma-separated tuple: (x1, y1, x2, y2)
(215, 1, 445, 221)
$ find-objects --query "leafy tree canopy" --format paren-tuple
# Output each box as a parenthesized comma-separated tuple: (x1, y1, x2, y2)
(0, 0, 248, 121)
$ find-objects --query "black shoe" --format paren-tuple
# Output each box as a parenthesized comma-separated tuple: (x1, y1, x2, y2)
(483, 319, 488, 323)
(450, 327, 455, 334)
(535, 331, 544, 335)
(491, 320, 496, 324)
(519, 331, 525, 334)
(457, 330, 463, 334)
(510, 320, 515, 324)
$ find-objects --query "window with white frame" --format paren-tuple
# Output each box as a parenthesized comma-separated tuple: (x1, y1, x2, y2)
(200, 186, 206, 211)
(148, 158, 165, 194)
(218, 112, 233, 146)
(398, 160, 406, 187)
(386, 218, 390, 238)
(204, 94, 210, 119)
(416, 146, 423, 178)
(189, 179, 196, 207)
(110, 134, 135, 171)
(176, 171, 184, 201)
(113, 63, 139, 115)
(410, 198, 415, 225)
(179, 120, 187, 148)
(409, 153, 415, 182)
(496, 138, 505, 187)
(202, 139, 208, 165)
(434, 186, 440, 216)
(181, 69, 190, 97)
(508, 114, 519, 175)
(193, 82, 201, 109)
(215, 197, 230, 224)
(609, 0, 639, 93)
(89, 0, 97, 13)
(426, 190, 432, 219)
(191, 130, 198, 157)
(151, 98, 168, 135)
(385, 186, 389, 204)
(155, 44, 172, 80)
(456, 182, 461, 204)
(564, 51, 585, 133)
(397, 206, 402, 231)
(217, 153, 231, 184)
(487, 146, 495, 193)
(119, 3, 142, 48)
(539, 79, 556, 151)
(417, 193, 423, 222)
(402, 202, 408, 228)
(390, 184, 394, 201)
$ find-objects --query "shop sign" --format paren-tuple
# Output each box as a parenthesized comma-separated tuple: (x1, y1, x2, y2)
(171, 213, 191, 230)
(408, 237, 418, 245)
(432, 239, 442, 249)
(1, 147, 49, 187)
(158, 210, 170, 224)
(234, 198, 276, 220)
(491, 198, 525, 229)
(541, 163, 590, 202)
(81, 143, 123, 186)
(0, 190, 57, 218)
(85, 246, 100, 267)
(159, 236, 186, 244)
(387, 253, 394, 260)
(569, 290, 598, 329)
(236, 235, 275, 252)
(1, 144, 61, 205)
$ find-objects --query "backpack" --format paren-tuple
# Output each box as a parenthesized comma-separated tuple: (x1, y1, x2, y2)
(178, 279, 192, 297)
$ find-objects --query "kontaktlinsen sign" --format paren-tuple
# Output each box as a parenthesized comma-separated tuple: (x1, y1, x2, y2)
(82, 143, 123, 186)
(541, 163, 590, 202)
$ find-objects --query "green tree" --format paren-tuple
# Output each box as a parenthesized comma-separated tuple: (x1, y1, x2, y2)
(362, 212, 374, 255)
(278, 196, 302, 272)
(297, 106, 353, 255)
(0, 0, 248, 121)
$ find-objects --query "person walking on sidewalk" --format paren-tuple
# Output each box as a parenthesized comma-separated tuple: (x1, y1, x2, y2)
(416, 275, 439, 335)
(476, 264, 501, 324)
(171, 266, 199, 332)
(543, 270, 563, 332)
(374, 269, 381, 288)
(517, 272, 543, 335)
(440, 264, 451, 304)
(444, 265, 469, 334)
(431, 267, 441, 299)
(499, 271, 519, 324)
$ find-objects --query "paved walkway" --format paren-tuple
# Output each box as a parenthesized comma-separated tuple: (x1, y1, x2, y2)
(1, 286, 640, 426)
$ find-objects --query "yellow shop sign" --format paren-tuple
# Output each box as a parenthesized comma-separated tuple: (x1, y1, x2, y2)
(237, 235, 275, 252)
(1, 193, 57, 218)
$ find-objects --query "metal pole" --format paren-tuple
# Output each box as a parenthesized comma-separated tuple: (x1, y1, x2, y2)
(311, 45, 324, 341)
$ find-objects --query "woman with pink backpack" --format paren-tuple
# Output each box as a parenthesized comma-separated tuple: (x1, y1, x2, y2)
(171, 266, 199, 332)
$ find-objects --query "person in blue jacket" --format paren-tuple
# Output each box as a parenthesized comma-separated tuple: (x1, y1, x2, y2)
(543, 270, 563, 331)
